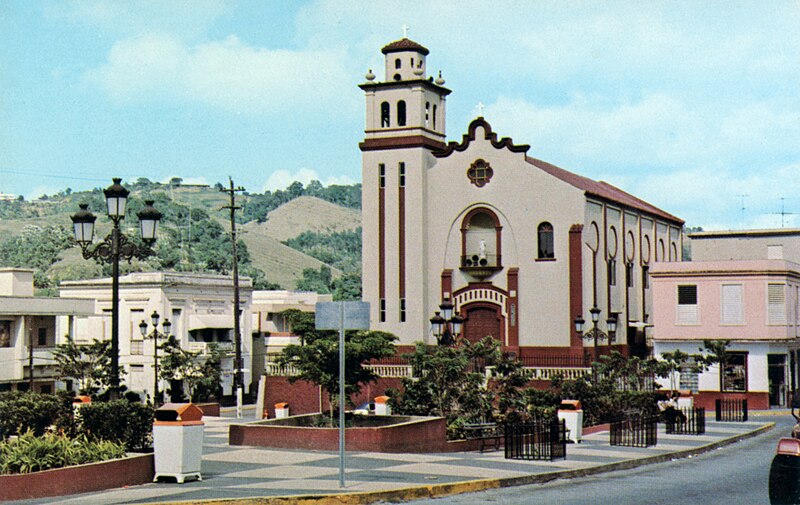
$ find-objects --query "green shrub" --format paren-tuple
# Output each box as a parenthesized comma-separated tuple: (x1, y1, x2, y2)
(0, 392, 74, 439)
(0, 429, 126, 474)
(79, 400, 154, 452)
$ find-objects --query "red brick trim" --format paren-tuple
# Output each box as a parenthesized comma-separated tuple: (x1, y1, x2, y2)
(434, 118, 530, 158)
(507, 268, 519, 350)
(569, 224, 584, 349)
(399, 185, 405, 299)
(360, 135, 446, 152)
(0, 453, 154, 502)
(441, 270, 453, 300)
(379, 187, 385, 300)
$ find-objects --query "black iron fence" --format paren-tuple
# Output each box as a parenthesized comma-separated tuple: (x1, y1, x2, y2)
(665, 407, 706, 435)
(715, 398, 748, 422)
(610, 415, 658, 448)
(505, 417, 567, 461)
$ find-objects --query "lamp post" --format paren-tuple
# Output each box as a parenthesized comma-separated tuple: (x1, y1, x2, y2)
(574, 305, 617, 359)
(71, 178, 162, 398)
(430, 298, 464, 346)
(139, 311, 171, 406)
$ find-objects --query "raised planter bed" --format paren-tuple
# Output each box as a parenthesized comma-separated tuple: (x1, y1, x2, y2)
(230, 414, 452, 453)
(195, 402, 221, 417)
(0, 453, 154, 502)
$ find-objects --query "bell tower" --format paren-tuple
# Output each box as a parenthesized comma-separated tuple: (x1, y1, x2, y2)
(359, 36, 450, 342)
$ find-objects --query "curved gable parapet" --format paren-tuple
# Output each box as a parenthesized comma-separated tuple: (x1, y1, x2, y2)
(433, 117, 530, 158)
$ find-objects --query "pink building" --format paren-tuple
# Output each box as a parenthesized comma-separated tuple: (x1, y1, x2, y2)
(652, 229, 800, 409)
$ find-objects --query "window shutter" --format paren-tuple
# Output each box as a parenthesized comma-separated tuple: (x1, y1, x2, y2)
(768, 283, 786, 325)
(721, 284, 743, 324)
(677, 285, 698, 324)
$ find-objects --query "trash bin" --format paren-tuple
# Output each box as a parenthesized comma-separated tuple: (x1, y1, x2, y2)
(374, 396, 391, 416)
(153, 403, 204, 483)
(557, 400, 583, 443)
(72, 395, 91, 421)
(274, 402, 290, 419)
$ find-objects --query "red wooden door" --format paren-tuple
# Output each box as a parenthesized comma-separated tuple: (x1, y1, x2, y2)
(464, 305, 502, 344)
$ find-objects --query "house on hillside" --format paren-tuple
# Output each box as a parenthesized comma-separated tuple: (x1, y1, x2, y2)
(360, 37, 684, 362)
(0, 268, 94, 393)
(652, 229, 800, 409)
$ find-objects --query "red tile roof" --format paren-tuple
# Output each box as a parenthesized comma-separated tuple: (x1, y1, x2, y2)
(527, 156, 684, 224)
(382, 38, 430, 55)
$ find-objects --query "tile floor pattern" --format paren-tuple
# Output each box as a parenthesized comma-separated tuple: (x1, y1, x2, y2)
(8, 416, 769, 505)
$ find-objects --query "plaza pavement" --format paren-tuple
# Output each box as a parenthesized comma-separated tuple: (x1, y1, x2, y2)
(6, 408, 776, 505)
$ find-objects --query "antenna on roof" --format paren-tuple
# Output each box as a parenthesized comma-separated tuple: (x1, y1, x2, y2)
(770, 197, 796, 228)
(738, 194, 748, 229)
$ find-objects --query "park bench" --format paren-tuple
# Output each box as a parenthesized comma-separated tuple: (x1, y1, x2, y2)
(462, 422, 503, 452)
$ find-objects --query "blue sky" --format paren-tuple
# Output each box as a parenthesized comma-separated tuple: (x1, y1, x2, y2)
(2, 1, 800, 230)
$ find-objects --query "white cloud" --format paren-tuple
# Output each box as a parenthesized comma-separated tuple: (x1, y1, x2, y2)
(261, 168, 355, 193)
(620, 163, 800, 230)
(47, 0, 231, 40)
(85, 34, 355, 115)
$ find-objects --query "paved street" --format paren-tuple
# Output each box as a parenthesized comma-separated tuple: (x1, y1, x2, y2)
(6, 409, 776, 505)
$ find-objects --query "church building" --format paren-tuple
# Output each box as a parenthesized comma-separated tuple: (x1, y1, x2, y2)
(360, 37, 684, 361)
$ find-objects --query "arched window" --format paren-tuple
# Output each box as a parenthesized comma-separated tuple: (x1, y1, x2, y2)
(425, 102, 430, 127)
(537, 222, 554, 259)
(433, 104, 437, 129)
(397, 101, 407, 127)
(461, 208, 501, 270)
(395, 58, 401, 69)
(381, 102, 390, 127)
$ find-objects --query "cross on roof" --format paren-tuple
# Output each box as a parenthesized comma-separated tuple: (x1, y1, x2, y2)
(477, 102, 485, 117)
(402, 23, 410, 38)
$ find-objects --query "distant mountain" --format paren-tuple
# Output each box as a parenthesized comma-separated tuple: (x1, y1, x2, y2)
(243, 196, 360, 242)
(0, 181, 362, 292)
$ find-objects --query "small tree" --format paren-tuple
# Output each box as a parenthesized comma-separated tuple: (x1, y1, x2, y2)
(158, 336, 224, 403)
(276, 327, 397, 425)
(389, 337, 499, 436)
(53, 339, 113, 395)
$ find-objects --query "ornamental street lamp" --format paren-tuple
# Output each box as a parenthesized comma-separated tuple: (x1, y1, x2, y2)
(139, 311, 171, 406)
(574, 305, 617, 359)
(430, 298, 464, 346)
(71, 179, 162, 398)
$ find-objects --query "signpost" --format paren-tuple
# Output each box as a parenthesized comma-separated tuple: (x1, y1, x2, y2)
(315, 301, 370, 489)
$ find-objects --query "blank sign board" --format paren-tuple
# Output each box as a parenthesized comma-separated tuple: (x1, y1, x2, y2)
(315, 301, 370, 330)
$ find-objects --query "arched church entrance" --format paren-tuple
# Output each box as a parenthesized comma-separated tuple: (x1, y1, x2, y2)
(462, 303, 504, 344)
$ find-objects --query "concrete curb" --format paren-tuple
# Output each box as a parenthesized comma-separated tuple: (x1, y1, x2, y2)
(147, 422, 775, 505)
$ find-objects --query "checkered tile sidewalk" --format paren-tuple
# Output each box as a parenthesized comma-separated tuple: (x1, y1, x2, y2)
(8, 415, 770, 505)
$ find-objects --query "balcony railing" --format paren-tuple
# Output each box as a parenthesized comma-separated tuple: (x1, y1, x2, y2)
(187, 341, 235, 354)
(460, 254, 502, 279)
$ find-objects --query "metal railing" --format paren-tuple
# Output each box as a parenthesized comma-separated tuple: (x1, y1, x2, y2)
(715, 398, 748, 422)
(610, 415, 658, 447)
(504, 417, 567, 461)
(665, 407, 706, 435)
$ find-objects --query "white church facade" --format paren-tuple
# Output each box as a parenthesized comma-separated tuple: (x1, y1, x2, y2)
(360, 37, 684, 361)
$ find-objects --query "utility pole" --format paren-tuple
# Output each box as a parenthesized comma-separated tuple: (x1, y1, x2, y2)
(28, 322, 34, 391)
(221, 177, 245, 417)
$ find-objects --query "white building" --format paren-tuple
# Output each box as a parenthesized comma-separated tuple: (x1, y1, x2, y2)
(0, 268, 94, 393)
(360, 37, 684, 361)
(251, 290, 333, 355)
(60, 271, 253, 399)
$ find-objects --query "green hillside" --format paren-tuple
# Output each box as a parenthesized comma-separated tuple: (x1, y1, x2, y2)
(0, 180, 362, 296)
